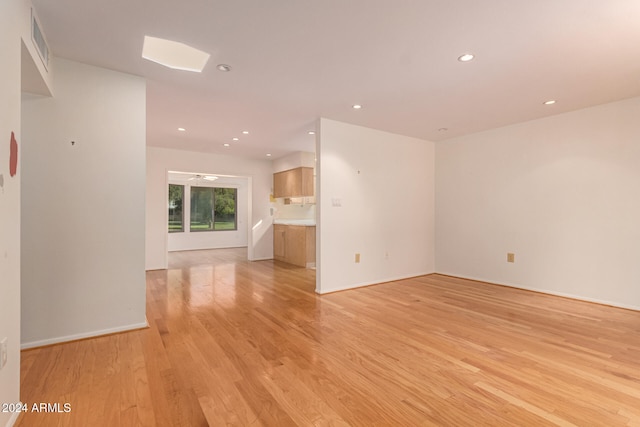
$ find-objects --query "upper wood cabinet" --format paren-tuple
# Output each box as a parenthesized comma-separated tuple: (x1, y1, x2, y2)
(273, 167, 314, 198)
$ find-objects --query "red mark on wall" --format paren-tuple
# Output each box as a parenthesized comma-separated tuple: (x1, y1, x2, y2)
(10, 131, 18, 177)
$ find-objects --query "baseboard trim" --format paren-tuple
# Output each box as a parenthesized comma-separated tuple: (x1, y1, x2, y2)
(20, 321, 149, 350)
(168, 245, 248, 253)
(316, 271, 436, 295)
(434, 272, 640, 312)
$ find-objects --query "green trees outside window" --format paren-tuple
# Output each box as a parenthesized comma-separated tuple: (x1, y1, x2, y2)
(189, 186, 237, 232)
(168, 184, 184, 232)
(212, 188, 237, 230)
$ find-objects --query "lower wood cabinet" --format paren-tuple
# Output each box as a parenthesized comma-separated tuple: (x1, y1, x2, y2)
(273, 224, 316, 268)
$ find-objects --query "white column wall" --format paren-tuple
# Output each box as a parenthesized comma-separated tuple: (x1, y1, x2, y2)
(0, 0, 23, 424)
(317, 118, 435, 293)
(21, 58, 147, 348)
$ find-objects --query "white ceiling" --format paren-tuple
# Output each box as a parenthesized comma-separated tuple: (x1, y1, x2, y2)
(31, 0, 640, 159)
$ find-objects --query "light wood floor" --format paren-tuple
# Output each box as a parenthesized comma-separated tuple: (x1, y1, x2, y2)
(17, 248, 640, 426)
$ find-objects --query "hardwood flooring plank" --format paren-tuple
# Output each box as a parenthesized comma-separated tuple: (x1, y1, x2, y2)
(17, 249, 640, 426)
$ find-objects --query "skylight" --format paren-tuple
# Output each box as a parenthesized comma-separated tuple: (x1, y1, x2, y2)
(142, 36, 210, 72)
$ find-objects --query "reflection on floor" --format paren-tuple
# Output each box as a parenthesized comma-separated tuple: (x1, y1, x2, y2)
(17, 248, 640, 426)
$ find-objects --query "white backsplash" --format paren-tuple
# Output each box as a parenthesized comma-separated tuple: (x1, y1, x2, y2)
(273, 200, 316, 220)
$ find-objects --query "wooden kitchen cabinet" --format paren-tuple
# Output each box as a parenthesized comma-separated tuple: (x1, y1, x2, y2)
(273, 224, 316, 268)
(273, 167, 314, 198)
(274, 225, 286, 259)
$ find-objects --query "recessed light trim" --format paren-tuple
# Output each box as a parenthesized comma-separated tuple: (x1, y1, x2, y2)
(142, 36, 210, 72)
(232, 137, 239, 141)
(544, 100, 557, 105)
(178, 127, 186, 132)
(352, 104, 362, 110)
(217, 64, 232, 72)
(223, 143, 230, 147)
(458, 53, 475, 62)
(242, 131, 249, 135)
(438, 128, 448, 132)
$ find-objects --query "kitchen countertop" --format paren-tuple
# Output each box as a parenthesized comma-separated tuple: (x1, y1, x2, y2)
(273, 219, 316, 226)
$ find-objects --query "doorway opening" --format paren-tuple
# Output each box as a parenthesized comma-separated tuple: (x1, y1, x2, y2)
(166, 171, 252, 260)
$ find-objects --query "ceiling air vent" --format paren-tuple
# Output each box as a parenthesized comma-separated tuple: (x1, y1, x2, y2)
(31, 9, 49, 70)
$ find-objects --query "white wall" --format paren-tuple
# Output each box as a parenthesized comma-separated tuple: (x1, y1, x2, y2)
(146, 147, 274, 269)
(273, 201, 316, 221)
(273, 151, 315, 172)
(436, 97, 640, 310)
(168, 176, 249, 251)
(21, 58, 147, 348)
(0, 0, 23, 424)
(317, 118, 435, 293)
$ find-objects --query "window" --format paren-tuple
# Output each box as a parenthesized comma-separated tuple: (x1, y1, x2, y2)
(213, 188, 237, 230)
(190, 186, 237, 232)
(168, 184, 184, 232)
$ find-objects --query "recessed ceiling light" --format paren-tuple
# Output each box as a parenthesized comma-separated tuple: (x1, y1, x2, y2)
(458, 53, 475, 62)
(203, 175, 218, 181)
(544, 100, 557, 105)
(308, 131, 315, 135)
(223, 143, 230, 147)
(242, 131, 249, 135)
(232, 137, 239, 141)
(142, 36, 210, 72)
(217, 64, 232, 72)
(352, 104, 362, 109)
(266, 153, 272, 157)
(438, 128, 448, 132)
(178, 127, 186, 132)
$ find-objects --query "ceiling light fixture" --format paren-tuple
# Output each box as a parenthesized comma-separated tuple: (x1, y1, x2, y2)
(223, 143, 230, 147)
(232, 137, 239, 141)
(242, 131, 249, 135)
(544, 100, 557, 105)
(178, 127, 186, 132)
(188, 174, 218, 182)
(142, 36, 210, 72)
(308, 131, 316, 135)
(217, 64, 232, 72)
(266, 153, 272, 157)
(458, 53, 475, 62)
(438, 128, 448, 132)
(352, 104, 362, 109)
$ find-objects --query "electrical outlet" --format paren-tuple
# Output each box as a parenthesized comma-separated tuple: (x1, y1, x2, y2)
(355, 253, 360, 263)
(0, 337, 7, 370)
(507, 253, 515, 263)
